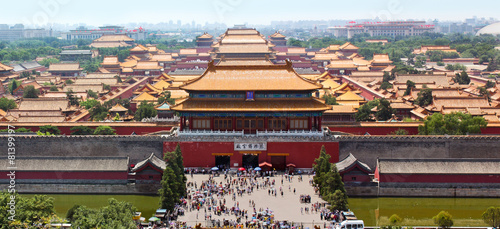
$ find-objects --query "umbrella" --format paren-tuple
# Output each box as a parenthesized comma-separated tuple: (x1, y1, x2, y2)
(254, 167, 262, 171)
(238, 167, 246, 171)
(211, 167, 219, 171)
(259, 162, 272, 167)
(148, 216, 160, 222)
(286, 163, 296, 167)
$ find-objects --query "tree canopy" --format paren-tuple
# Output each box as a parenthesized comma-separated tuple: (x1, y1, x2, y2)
(418, 112, 487, 135)
(93, 125, 117, 135)
(433, 211, 454, 229)
(0, 192, 56, 228)
(22, 85, 39, 98)
(159, 144, 187, 211)
(482, 206, 500, 229)
(80, 99, 100, 110)
(0, 97, 16, 111)
(415, 88, 433, 107)
(454, 71, 471, 85)
(355, 99, 395, 122)
(322, 94, 339, 105)
(38, 125, 61, 135)
(70, 126, 94, 135)
(312, 146, 348, 211)
(134, 101, 157, 121)
(71, 198, 137, 229)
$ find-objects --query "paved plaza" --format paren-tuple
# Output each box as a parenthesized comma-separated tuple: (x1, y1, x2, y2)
(177, 173, 331, 227)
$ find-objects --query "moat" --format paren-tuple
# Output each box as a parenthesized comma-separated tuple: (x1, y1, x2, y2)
(22, 194, 500, 226)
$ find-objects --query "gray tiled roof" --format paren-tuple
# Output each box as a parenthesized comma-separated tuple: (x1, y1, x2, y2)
(336, 153, 372, 173)
(378, 158, 500, 174)
(132, 153, 166, 172)
(0, 156, 129, 171)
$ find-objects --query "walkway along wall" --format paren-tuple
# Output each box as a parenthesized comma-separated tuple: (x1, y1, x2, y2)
(1, 135, 500, 195)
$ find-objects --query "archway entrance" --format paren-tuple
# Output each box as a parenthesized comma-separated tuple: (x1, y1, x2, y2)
(271, 156, 286, 171)
(242, 154, 259, 169)
(215, 156, 230, 170)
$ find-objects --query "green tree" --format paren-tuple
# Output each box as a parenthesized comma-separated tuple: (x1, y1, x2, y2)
(382, 71, 394, 82)
(8, 79, 20, 95)
(380, 82, 392, 90)
(72, 198, 137, 229)
(433, 211, 453, 229)
(328, 190, 349, 211)
(89, 104, 109, 121)
(134, 101, 157, 121)
(159, 166, 178, 211)
(355, 100, 379, 122)
(22, 85, 39, 98)
(157, 91, 176, 105)
(65, 79, 74, 85)
(103, 84, 111, 91)
(39, 125, 61, 135)
(66, 89, 79, 106)
(0, 127, 32, 133)
(312, 145, 332, 191)
(49, 85, 58, 91)
(0, 97, 16, 111)
(485, 81, 496, 89)
(404, 80, 415, 96)
(418, 112, 487, 135)
(93, 125, 117, 135)
(322, 94, 339, 105)
(65, 204, 81, 222)
(415, 88, 433, 107)
(87, 89, 99, 99)
(389, 214, 403, 225)
(80, 99, 100, 110)
(173, 144, 187, 196)
(454, 71, 470, 85)
(390, 129, 409, 135)
(375, 98, 395, 121)
(482, 206, 500, 229)
(70, 126, 94, 135)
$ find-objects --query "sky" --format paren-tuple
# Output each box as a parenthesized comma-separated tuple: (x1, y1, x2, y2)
(1, 0, 499, 27)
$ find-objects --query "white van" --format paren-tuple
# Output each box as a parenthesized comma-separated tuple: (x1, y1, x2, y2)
(334, 220, 365, 229)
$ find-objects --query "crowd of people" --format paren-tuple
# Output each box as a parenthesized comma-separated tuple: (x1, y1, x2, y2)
(151, 169, 342, 228)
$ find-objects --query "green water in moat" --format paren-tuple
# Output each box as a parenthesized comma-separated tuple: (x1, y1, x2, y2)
(21, 195, 500, 226)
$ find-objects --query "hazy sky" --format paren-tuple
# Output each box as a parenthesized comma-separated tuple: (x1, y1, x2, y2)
(1, 0, 498, 27)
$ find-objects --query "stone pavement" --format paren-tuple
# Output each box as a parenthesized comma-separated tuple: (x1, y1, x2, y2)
(177, 173, 331, 227)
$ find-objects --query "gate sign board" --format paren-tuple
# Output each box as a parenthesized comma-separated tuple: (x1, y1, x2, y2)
(234, 142, 267, 151)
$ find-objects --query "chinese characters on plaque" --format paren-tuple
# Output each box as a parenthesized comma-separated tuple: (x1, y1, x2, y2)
(234, 142, 267, 151)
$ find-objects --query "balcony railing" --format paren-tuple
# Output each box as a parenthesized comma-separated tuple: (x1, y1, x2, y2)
(176, 129, 324, 138)
(141, 116, 179, 122)
(256, 129, 324, 137)
(177, 129, 244, 137)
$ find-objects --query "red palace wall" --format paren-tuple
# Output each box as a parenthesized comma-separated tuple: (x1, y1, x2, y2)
(0, 124, 172, 135)
(379, 174, 500, 183)
(163, 141, 339, 169)
(12, 171, 127, 180)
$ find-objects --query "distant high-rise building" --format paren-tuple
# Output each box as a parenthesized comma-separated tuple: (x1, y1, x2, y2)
(330, 21, 435, 38)
(0, 24, 50, 41)
(63, 25, 148, 40)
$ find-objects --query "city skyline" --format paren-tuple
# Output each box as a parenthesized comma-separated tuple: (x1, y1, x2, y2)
(0, 0, 498, 28)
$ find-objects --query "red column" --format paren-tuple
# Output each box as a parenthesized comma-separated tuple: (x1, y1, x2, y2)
(210, 117, 214, 130)
(179, 117, 183, 131)
(232, 117, 236, 131)
(308, 117, 312, 130)
(318, 117, 322, 131)
(189, 117, 193, 130)
(286, 118, 290, 131)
